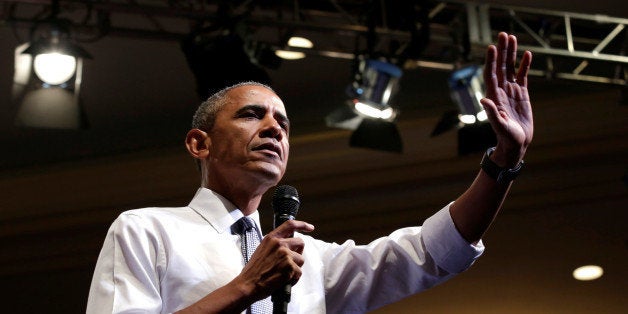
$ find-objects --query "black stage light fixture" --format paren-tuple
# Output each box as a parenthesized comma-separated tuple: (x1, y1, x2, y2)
(326, 57, 404, 153)
(13, 26, 91, 129)
(449, 65, 495, 155)
(181, 30, 272, 100)
(431, 65, 496, 155)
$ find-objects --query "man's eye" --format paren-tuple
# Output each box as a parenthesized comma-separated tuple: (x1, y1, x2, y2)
(241, 111, 260, 118)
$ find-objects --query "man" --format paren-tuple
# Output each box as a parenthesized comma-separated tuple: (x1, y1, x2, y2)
(87, 32, 533, 313)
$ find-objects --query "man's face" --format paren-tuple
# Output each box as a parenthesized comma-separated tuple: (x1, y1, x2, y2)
(206, 85, 290, 189)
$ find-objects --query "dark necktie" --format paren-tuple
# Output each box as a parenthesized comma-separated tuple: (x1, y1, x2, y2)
(232, 217, 273, 314)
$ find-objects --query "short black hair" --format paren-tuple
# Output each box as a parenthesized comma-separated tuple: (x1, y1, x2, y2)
(191, 81, 275, 132)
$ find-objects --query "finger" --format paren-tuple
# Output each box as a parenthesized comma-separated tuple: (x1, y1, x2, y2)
(289, 248, 305, 267)
(496, 32, 508, 87)
(287, 266, 302, 286)
(282, 237, 305, 254)
(480, 97, 501, 125)
(516, 51, 532, 88)
(270, 220, 315, 238)
(483, 44, 498, 95)
(506, 34, 517, 82)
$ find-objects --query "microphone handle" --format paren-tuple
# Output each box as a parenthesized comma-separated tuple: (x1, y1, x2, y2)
(272, 214, 295, 314)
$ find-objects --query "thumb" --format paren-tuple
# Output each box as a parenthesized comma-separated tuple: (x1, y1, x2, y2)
(480, 97, 500, 124)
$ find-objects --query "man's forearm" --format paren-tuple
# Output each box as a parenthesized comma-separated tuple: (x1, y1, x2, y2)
(449, 167, 512, 243)
(175, 277, 254, 314)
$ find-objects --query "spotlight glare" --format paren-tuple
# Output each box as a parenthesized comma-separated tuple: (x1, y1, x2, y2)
(354, 102, 382, 118)
(573, 265, 604, 281)
(275, 50, 306, 60)
(33, 52, 76, 85)
(459, 114, 477, 124)
(380, 107, 394, 120)
(473, 90, 484, 104)
(476, 110, 488, 122)
(354, 101, 394, 119)
(287, 37, 313, 48)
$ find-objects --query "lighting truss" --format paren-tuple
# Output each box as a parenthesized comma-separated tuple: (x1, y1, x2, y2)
(463, 1, 628, 85)
(2, 0, 626, 85)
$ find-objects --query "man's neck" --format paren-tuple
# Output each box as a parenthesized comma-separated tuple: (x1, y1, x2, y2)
(203, 183, 265, 215)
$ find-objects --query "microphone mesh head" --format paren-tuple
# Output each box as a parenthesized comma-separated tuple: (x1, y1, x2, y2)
(272, 185, 300, 216)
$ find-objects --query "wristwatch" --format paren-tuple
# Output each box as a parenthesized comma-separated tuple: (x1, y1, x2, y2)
(480, 147, 524, 184)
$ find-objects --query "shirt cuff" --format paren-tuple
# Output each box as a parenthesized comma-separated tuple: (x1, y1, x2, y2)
(421, 203, 485, 274)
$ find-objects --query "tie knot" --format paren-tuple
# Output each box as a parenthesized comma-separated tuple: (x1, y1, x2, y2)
(231, 216, 255, 235)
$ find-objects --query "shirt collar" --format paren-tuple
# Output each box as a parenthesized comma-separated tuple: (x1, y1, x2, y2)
(188, 187, 262, 234)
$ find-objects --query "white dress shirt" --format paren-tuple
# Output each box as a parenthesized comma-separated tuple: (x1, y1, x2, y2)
(87, 188, 484, 313)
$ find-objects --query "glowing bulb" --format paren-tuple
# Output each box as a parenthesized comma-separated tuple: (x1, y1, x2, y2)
(275, 50, 306, 60)
(354, 102, 394, 119)
(380, 107, 394, 120)
(287, 37, 313, 48)
(573, 265, 603, 281)
(459, 114, 477, 124)
(33, 53, 76, 85)
(476, 110, 488, 122)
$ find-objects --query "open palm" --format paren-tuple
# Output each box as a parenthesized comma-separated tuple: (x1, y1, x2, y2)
(481, 32, 533, 166)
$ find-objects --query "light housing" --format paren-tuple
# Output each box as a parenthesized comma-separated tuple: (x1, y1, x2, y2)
(12, 30, 91, 129)
(22, 31, 92, 86)
(326, 58, 403, 152)
(448, 65, 487, 125)
(429, 65, 496, 155)
(181, 30, 272, 99)
(274, 36, 313, 60)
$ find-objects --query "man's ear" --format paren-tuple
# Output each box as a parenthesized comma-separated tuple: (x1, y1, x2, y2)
(185, 128, 211, 160)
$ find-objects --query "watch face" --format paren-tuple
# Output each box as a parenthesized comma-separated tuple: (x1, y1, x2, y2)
(481, 147, 523, 184)
(497, 161, 524, 184)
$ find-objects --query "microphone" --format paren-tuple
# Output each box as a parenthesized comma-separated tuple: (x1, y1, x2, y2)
(271, 185, 300, 314)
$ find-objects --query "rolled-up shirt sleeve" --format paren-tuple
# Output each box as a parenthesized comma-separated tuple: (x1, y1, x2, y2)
(422, 202, 484, 274)
(317, 203, 484, 313)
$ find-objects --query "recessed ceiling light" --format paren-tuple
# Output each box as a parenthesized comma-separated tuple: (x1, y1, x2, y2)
(573, 265, 604, 281)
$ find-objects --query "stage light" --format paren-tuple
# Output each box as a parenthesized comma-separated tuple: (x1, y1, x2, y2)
(21, 30, 91, 85)
(274, 50, 306, 60)
(354, 100, 395, 120)
(573, 265, 603, 281)
(181, 30, 272, 99)
(274, 36, 312, 60)
(326, 57, 403, 152)
(287, 36, 313, 48)
(448, 65, 487, 125)
(33, 52, 77, 85)
(428, 65, 496, 155)
(12, 29, 91, 129)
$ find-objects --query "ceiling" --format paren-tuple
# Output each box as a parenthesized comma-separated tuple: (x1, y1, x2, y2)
(0, 1, 627, 313)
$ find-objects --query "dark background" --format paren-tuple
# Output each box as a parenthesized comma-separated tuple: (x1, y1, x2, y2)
(1, 1, 627, 313)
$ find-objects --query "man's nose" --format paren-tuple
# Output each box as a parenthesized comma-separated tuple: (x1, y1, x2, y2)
(259, 117, 283, 140)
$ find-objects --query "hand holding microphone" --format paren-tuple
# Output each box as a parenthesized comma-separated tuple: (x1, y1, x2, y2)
(271, 185, 301, 314)
(239, 185, 313, 313)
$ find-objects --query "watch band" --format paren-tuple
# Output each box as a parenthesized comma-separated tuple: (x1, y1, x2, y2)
(480, 147, 524, 184)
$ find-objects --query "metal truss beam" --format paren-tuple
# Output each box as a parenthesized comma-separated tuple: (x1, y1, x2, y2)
(464, 1, 627, 85)
(1, 0, 626, 86)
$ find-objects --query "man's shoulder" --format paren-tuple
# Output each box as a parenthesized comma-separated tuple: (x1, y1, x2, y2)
(112, 205, 197, 227)
(120, 205, 190, 217)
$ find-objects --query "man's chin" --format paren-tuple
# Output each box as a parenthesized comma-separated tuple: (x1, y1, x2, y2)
(247, 163, 285, 184)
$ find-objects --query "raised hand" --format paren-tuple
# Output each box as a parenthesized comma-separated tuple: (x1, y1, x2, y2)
(481, 32, 534, 167)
